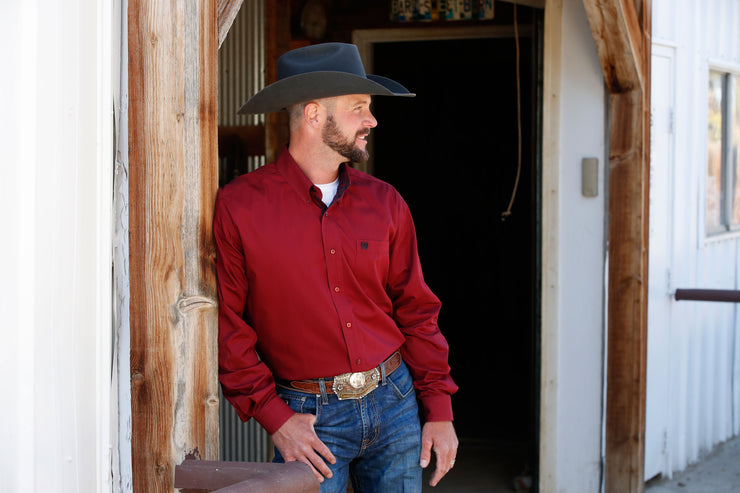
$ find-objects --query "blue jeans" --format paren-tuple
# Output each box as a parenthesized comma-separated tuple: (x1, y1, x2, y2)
(274, 361, 423, 493)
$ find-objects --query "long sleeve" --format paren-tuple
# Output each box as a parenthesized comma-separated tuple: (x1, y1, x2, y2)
(213, 193, 294, 435)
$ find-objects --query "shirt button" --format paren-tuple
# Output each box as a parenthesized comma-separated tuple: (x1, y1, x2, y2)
(334, 286, 340, 293)
(346, 322, 352, 328)
(356, 358, 361, 365)
(330, 249, 336, 255)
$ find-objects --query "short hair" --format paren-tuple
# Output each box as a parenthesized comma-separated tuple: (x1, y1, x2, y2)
(286, 102, 307, 131)
(287, 97, 338, 131)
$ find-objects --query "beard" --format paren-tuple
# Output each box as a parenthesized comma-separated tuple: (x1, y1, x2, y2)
(321, 114, 370, 163)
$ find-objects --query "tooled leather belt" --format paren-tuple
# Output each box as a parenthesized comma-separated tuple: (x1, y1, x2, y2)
(276, 351, 402, 400)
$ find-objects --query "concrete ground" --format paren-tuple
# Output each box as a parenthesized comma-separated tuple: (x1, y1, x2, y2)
(416, 435, 740, 492)
(645, 434, 740, 493)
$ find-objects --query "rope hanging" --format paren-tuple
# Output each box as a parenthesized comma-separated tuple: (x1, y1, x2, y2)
(502, 4, 522, 221)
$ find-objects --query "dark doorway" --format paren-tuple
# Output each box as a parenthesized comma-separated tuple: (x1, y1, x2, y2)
(369, 24, 542, 491)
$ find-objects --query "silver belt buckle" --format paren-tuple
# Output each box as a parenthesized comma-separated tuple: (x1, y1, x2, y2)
(332, 368, 380, 400)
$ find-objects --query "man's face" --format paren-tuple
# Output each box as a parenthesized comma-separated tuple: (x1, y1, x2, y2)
(321, 94, 377, 163)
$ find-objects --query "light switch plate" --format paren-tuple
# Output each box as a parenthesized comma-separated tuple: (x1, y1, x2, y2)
(582, 157, 599, 198)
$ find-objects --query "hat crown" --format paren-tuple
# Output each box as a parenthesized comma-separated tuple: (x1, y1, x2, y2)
(277, 43, 367, 80)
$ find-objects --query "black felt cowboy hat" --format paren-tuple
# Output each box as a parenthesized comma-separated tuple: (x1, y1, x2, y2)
(237, 42, 415, 114)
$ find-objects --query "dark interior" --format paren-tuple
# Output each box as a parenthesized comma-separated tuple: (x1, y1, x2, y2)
(368, 26, 542, 490)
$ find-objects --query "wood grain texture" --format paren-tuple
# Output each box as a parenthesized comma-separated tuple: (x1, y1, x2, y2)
(128, 0, 219, 491)
(582, 1, 652, 491)
(605, 89, 648, 493)
(217, 0, 244, 48)
(582, 0, 644, 93)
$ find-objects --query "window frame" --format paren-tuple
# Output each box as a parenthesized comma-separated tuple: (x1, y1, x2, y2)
(706, 66, 740, 236)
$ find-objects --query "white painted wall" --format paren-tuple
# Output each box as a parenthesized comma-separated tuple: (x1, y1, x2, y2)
(0, 1, 116, 491)
(540, 0, 607, 491)
(645, 0, 740, 481)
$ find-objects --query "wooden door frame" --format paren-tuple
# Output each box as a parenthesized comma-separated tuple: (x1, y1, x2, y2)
(127, 0, 289, 490)
(582, 1, 652, 492)
(128, 1, 223, 491)
(127, 1, 651, 491)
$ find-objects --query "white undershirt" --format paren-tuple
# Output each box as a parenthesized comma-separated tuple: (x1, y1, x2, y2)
(315, 178, 339, 207)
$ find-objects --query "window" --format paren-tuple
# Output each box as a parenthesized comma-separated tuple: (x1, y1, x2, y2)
(707, 70, 740, 234)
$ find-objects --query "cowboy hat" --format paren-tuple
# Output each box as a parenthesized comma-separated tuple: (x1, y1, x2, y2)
(237, 42, 415, 114)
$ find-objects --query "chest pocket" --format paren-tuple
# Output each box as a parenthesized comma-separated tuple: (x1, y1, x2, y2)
(354, 239, 390, 285)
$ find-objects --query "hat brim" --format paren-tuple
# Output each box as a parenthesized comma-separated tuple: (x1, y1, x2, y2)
(237, 71, 415, 114)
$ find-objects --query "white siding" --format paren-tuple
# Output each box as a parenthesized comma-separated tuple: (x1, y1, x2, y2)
(646, 44, 677, 480)
(0, 0, 116, 491)
(646, 0, 740, 481)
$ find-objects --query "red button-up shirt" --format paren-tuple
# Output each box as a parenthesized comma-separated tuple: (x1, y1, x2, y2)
(214, 148, 457, 434)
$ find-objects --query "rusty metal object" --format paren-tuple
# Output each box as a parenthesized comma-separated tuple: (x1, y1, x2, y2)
(175, 460, 320, 493)
(674, 289, 740, 303)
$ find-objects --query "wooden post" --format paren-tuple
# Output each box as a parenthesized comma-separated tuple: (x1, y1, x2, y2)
(604, 88, 649, 493)
(128, 0, 220, 491)
(582, 1, 651, 492)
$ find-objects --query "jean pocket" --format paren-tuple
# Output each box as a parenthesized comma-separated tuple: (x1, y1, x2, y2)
(386, 363, 416, 400)
(276, 389, 318, 416)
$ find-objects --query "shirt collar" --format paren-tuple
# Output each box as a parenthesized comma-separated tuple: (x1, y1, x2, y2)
(277, 147, 351, 206)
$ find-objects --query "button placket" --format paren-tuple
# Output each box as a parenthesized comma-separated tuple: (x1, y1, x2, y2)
(322, 213, 361, 371)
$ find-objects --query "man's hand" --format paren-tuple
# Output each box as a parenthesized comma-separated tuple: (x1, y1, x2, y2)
(271, 413, 336, 483)
(419, 421, 458, 487)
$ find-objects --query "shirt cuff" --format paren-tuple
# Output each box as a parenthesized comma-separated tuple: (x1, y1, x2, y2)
(419, 393, 454, 423)
(253, 393, 296, 435)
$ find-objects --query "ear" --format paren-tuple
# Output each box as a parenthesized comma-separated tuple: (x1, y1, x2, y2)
(304, 102, 322, 128)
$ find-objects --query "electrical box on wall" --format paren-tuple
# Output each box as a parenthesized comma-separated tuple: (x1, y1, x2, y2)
(582, 157, 599, 198)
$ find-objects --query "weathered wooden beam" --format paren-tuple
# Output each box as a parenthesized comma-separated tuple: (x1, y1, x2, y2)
(582, 0, 644, 93)
(217, 0, 245, 48)
(128, 0, 220, 491)
(591, 0, 651, 491)
(174, 460, 320, 492)
(604, 89, 649, 493)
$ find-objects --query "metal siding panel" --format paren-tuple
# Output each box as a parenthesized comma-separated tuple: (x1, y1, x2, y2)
(692, 239, 737, 453)
(217, 0, 270, 462)
(646, 46, 676, 480)
(649, 0, 740, 479)
(706, 0, 740, 65)
(219, 387, 271, 462)
(218, 0, 265, 127)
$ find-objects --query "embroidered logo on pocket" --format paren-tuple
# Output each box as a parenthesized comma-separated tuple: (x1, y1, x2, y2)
(360, 241, 369, 250)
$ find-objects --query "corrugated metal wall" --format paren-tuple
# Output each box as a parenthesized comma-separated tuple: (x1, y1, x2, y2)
(646, 0, 740, 480)
(217, 0, 271, 463)
(219, 388, 272, 462)
(218, 0, 264, 127)
(218, 0, 266, 172)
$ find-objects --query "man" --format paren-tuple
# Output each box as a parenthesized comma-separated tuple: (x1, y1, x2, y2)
(214, 42, 458, 492)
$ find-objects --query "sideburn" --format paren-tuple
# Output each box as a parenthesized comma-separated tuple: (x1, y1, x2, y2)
(322, 114, 369, 164)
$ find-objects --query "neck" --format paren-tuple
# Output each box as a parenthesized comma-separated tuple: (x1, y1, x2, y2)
(287, 133, 344, 184)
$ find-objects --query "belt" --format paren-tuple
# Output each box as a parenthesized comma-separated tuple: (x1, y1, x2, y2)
(277, 351, 402, 400)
